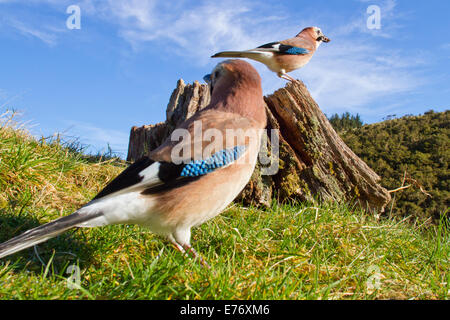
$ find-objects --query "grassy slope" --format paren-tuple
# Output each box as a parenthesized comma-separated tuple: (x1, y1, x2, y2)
(0, 112, 448, 300)
(339, 111, 449, 221)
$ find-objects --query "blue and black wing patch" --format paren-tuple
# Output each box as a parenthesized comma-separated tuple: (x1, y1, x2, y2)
(258, 42, 309, 55)
(93, 146, 247, 199)
(180, 146, 246, 177)
(142, 146, 247, 195)
(279, 45, 309, 55)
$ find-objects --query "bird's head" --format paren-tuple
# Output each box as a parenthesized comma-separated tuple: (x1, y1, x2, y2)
(203, 59, 265, 125)
(203, 59, 262, 97)
(298, 26, 330, 44)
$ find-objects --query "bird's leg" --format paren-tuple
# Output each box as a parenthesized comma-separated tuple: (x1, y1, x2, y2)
(169, 230, 211, 268)
(182, 244, 211, 269)
(280, 73, 298, 82)
(278, 70, 298, 82)
(168, 235, 189, 259)
(168, 234, 211, 268)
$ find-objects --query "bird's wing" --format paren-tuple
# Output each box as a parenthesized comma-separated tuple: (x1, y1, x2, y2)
(252, 41, 310, 55)
(93, 110, 258, 201)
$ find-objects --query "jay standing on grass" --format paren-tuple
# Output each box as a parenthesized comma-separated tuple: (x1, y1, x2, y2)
(0, 60, 267, 267)
(212, 26, 330, 82)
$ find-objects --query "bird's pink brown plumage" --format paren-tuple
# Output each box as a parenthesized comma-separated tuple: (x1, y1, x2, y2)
(211, 26, 330, 82)
(0, 59, 268, 266)
(147, 59, 267, 231)
(209, 60, 266, 128)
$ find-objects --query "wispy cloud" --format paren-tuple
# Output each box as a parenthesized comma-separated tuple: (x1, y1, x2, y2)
(91, 0, 287, 63)
(235, 0, 426, 114)
(97, 0, 427, 113)
(7, 18, 57, 45)
(336, 0, 402, 38)
(0, 0, 72, 46)
(57, 120, 130, 156)
(300, 0, 428, 113)
(0, 0, 436, 125)
(295, 41, 426, 114)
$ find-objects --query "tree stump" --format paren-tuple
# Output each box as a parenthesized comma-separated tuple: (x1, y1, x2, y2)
(127, 79, 391, 212)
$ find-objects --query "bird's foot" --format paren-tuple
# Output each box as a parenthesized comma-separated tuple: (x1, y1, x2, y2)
(170, 240, 211, 269)
(280, 74, 298, 83)
(182, 244, 211, 269)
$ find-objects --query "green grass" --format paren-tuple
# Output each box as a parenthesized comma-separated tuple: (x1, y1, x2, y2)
(0, 111, 449, 300)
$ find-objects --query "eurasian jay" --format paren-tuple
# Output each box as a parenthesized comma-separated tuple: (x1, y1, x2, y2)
(212, 26, 330, 82)
(0, 60, 267, 267)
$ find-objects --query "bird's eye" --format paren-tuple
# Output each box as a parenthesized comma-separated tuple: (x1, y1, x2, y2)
(214, 70, 220, 79)
(316, 30, 321, 35)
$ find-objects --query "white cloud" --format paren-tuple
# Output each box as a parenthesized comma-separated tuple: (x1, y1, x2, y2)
(58, 121, 130, 156)
(7, 18, 57, 45)
(297, 1, 426, 114)
(92, 0, 426, 114)
(295, 41, 426, 114)
(0, 0, 433, 122)
(0, 0, 72, 46)
(338, 0, 400, 38)
(92, 0, 288, 64)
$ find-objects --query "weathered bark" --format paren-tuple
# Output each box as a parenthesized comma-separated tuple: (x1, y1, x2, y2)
(127, 79, 391, 212)
(127, 79, 210, 161)
(264, 81, 391, 210)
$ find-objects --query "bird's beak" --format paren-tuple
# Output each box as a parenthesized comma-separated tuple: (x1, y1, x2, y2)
(321, 36, 331, 43)
(203, 74, 211, 84)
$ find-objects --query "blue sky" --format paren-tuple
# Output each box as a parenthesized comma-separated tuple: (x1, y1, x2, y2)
(0, 0, 449, 158)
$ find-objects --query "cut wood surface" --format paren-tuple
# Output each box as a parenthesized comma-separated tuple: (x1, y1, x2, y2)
(127, 79, 391, 212)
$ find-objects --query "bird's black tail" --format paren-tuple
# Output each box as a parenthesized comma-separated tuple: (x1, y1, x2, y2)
(0, 211, 101, 259)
